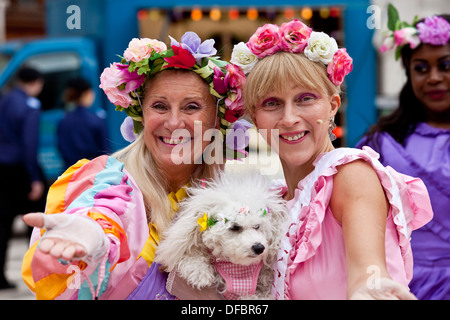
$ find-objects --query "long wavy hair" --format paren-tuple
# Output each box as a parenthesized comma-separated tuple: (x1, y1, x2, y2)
(363, 14, 450, 151)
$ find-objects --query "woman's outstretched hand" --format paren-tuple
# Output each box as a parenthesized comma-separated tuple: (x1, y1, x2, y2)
(349, 277, 417, 300)
(23, 213, 106, 261)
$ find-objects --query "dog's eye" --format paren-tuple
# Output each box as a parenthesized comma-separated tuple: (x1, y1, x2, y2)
(253, 225, 260, 230)
(229, 224, 242, 232)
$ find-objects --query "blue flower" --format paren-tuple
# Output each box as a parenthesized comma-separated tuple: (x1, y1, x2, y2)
(169, 31, 217, 62)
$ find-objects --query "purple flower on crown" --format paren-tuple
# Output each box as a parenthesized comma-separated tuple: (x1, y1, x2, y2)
(169, 32, 217, 62)
(225, 119, 253, 151)
(120, 116, 137, 142)
(417, 16, 450, 46)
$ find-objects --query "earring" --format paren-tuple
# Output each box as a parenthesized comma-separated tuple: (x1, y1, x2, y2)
(328, 117, 337, 141)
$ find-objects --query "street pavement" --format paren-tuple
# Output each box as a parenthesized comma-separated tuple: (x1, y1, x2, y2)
(0, 217, 34, 300)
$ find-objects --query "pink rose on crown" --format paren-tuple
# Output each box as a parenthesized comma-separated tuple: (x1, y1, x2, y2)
(225, 63, 246, 90)
(123, 38, 167, 62)
(327, 48, 353, 86)
(247, 24, 281, 58)
(224, 64, 246, 115)
(278, 19, 312, 53)
(99, 62, 133, 108)
(393, 27, 420, 49)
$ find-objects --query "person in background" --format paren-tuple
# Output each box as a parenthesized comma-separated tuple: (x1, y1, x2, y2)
(57, 77, 110, 170)
(0, 67, 45, 290)
(356, 5, 450, 300)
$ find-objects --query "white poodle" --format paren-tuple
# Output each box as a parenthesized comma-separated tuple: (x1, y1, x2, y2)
(155, 170, 287, 299)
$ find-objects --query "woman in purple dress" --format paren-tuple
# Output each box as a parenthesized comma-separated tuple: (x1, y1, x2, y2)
(357, 6, 450, 300)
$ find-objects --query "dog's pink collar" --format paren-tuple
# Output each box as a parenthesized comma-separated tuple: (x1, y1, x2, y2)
(213, 259, 263, 300)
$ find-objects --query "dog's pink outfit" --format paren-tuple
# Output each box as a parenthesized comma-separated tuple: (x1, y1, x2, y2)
(213, 259, 263, 300)
(270, 147, 433, 300)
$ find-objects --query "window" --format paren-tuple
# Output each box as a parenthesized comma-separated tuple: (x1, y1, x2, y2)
(25, 52, 81, 111)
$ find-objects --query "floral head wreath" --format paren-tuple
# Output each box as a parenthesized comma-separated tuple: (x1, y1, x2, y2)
(230, 19, 353, 86)
(99, 31, 249, 159)
(380, 3, 450, 60)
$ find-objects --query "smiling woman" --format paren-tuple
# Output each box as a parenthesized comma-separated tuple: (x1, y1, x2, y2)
(245, 52, 341, 177)
(141, 70, 219, 187)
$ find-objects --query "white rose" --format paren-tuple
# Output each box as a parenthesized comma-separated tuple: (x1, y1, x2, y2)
(304, 31, 338, 64)
(230, 42, 259, 74)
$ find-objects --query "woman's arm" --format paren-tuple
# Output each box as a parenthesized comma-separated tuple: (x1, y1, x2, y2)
(330, 159, 415, 299)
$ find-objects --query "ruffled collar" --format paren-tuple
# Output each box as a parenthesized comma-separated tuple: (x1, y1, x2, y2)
(414, 122, 450, 137)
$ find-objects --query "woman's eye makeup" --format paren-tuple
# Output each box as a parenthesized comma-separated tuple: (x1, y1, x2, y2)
(148, 101, 204, 111)
(260, 93, 319, 108)
(412, 60, 450, 73)
(439, 60, 450, 71)
(413, 63, 429, 73)
(151, 102, 167, 110)
(297, 93, 319, 102)
(261, 98, 279, 107)
(185, 103, 201, 111)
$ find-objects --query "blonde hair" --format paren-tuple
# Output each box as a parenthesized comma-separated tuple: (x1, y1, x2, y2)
(244, 51, 340, 115)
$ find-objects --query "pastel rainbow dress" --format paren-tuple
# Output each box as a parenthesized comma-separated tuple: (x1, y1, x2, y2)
(22, 155, 184, 300)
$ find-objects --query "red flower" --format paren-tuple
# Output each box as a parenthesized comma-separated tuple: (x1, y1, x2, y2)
(224, 108, 244, 123)
(163, 45, 196, 69)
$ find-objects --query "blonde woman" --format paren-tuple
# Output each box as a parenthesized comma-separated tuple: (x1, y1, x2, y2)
(236, 20, 433, 299)
(21, 32, 247, 300)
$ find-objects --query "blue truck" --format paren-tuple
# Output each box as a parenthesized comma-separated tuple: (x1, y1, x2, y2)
(0, 0, 376, 181)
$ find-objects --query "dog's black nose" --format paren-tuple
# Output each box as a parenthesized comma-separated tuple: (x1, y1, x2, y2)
(252, 243, 265, 255)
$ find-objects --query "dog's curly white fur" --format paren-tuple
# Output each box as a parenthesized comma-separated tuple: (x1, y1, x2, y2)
(155, 170, 287, 299)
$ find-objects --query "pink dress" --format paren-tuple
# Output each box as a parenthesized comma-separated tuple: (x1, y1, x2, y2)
(271, 147, 433, 300)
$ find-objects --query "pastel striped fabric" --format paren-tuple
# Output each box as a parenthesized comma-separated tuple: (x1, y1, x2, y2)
(21, 156, 158, 300)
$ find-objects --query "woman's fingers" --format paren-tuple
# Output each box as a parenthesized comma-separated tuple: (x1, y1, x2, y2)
(38, 238, 87, 260)
(38, 238, 54, 253)
(22, 212, 45, 228)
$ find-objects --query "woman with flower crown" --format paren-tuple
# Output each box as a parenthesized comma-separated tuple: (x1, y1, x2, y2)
(357, 4, 450, 300)
(233, 19, 433, 299)
(20, 32, 248, 300)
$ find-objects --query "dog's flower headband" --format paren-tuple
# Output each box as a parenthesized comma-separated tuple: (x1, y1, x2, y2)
(230, 19, 353, 86)
(99, 32, 249, 158)
(198, 206, 269, 232)
(380, 3, 450, 60)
